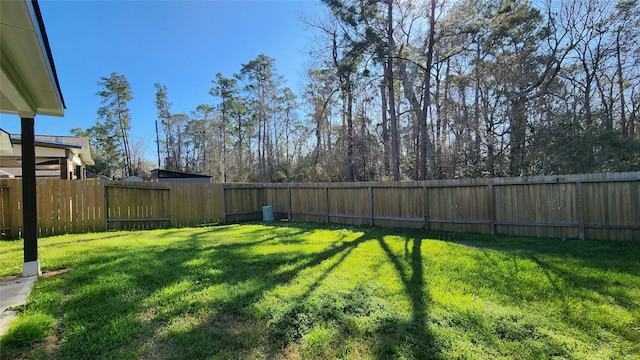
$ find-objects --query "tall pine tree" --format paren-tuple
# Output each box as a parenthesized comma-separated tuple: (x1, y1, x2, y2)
(95, 72, 134, 177)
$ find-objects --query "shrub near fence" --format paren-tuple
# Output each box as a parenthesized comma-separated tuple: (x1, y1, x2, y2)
(0, 172, 638, 241)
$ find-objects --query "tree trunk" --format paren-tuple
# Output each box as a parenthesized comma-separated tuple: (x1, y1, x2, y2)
(380, 80, 390, 176)
(508, 94, 527, 176)
(473, 45, 482, 177)
(616, 32, 627, 137)
(222, 105, 227, 182)
(419, 0, 438, 180)
(386, 0, 400, 181)
(581, 58, 593, 128)
(346, 81, 355, 182)
(314, 109, 322, 167)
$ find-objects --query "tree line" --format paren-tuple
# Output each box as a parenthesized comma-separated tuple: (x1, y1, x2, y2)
(77, 0, 640, 181)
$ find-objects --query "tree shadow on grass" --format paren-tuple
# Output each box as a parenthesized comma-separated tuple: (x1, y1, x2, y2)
(12, 223, 637, 359)
(375, 237, 438, 359)
(15, 224, 439, 359)
(437, 230, 640, 313)
(7, 227, 254, 359)
(12, 224, 369, 358)
(132, 226, 380, 359)
(164, 226, 441, 359)
(526, 254, 640, 345)
(530, 253, 639, 308)
(262, 232, 371, 341)
(0, 233, 133, 262)
(432, 230, 640, 276)
(429, 230, 640, 357)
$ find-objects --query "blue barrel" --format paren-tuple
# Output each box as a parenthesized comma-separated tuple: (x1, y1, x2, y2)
(262, 205, 274, 222)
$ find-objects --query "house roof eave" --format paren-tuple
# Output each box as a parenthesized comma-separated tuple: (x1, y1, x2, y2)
(0, 0, 65, 117)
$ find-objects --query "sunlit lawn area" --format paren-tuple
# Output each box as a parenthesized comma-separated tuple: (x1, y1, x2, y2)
(0, 223, 638, 359)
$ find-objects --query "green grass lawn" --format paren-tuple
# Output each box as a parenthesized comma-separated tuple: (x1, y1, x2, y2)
(0, 223, 638, 359)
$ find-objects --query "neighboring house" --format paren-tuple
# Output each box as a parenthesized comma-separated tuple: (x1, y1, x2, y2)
(0, 129, 11, 154)
(0, 132, 94, 179)
(150, 169, 212, 183)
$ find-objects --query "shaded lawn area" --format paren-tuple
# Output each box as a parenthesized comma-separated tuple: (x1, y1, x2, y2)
(0, 223, 638, 360)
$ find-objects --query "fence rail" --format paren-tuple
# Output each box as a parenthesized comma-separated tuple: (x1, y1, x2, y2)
(0, 179, 225, 239)
(243, 172, 639, 241)
(0, 172, 638, 241)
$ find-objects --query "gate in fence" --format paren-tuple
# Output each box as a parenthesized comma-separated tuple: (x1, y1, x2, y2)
(105, 182, 171, 230)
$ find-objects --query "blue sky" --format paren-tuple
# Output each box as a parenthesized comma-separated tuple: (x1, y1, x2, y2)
(1, 0, 326, 158)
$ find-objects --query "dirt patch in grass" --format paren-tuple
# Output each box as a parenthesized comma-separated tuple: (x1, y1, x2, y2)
(277, 343, 302, 360)
(0, 327, 63, 360)
(41, 268, 68, 279)
(44, 333, 64, 351)
(0, 274, 21, 282)
(0, 268, 68, 281)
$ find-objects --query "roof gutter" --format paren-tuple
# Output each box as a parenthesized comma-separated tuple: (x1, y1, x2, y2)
(28, 0, 65, 112)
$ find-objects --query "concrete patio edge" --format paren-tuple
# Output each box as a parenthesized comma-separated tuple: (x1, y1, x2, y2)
(0, 275, 37, 337)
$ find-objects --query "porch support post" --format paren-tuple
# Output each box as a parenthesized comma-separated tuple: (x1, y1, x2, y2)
(21, 117, 40, 277)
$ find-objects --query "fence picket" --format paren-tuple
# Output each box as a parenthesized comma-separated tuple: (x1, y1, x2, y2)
(0, 172, 637, 241)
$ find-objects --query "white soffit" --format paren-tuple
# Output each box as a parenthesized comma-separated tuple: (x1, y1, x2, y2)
(0, 0, 64, 117)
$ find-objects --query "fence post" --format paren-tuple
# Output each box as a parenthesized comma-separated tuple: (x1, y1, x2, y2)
(287, 185, 292, 221)
(325, 186, 329, 223)
(368, 186, 374, 226)
(576, 181, 585, 240)
(488, 183, 496, 235)
(222, 185, 227, 224)
(422, 181, 428, 230)
(104, 181, 109, 231)
(168, 183, 173, 227)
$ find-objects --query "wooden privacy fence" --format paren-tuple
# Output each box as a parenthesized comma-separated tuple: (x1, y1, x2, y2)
(0, 172, 638, 241)
(227, 172, 640, 241)
(0, 179, 224, 239)
(0, 179, 106, 239)
(104, 181, 225, 230)
(105, 182, 171, 230)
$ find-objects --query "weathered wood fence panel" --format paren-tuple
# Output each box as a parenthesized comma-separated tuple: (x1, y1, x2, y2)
(427, 185, 490, 234)
(0, 178, 107, 239)
(171, 183, 225, 227)
(290, 186, 327, 223)
(263, 187, 290, 220)
(0, 180, 226, 238)
(494, 182, 578, 239)
(0, 180, 16, 239)
(328, 186, 369, 225)
(239, 172, 639, 241)
(105, 181, 171, 230)
(583, 180, 640, 241)
(1, 172, 637, 241)
(372, 185, 423, 229)
(10, 180, 22, 240)
(224, 184, 263, 223)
